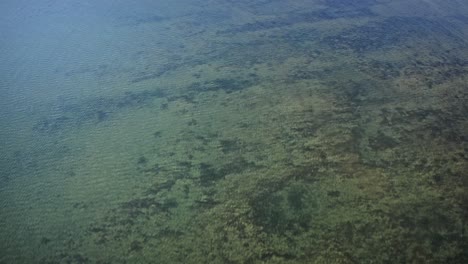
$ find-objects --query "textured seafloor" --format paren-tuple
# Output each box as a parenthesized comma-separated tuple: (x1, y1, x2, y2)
(1, 0, 468, 263)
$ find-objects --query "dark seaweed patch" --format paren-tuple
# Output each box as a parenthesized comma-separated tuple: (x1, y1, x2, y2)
(251, 193, 286, 232)
(167, 93, 197, 104)
(220, 8, 373, 34)
(338, 221, 355, 243)
(129, 240, 143, 252)
(194, 195, 219, 210)
(327, 190, 341, 197)
(379, 107, 467, 144)
(160, 197, 178, 211)
(33, 116, 71, 133)
(199, 163, 221, 186)
(289, 109, 327, 139)
(130, 53, 208, 83)
(96, 110, 108, 122)
(250, 183, 312, 233)
(40, 237, 51, 245)
(188, 78, 257, 94)
(188, 119, 197, 126)
(402, 58, 468, 86)
(87, 180, 181, 248)
(199, 157, 257, 186)
(288, 67, 331, 81)
(144, 179, 176, 195)
(54, 254, 89, 264)
(218, 157, 257, 177)
(120, 196, 177, 220)
(153, 131, 162, 138)
(122, 197, 159, 211)
(369, 131, 398, 150)
(157, 228, 184, 238)
(33, 89, 166, 133)
(141, 163, 165, 175)
(325, 78, 387, 109)
(287, 185, 307, 211)
(333, 79, 372, 103)
(160, 102, 169, 110)
(130, 70, 167, 83)
(137, 156, 148, 165)
(220, 139, 241, 154)
(116, 90, 166, 108)
(322, 17, 462, 53)
(358, 60, 401, 80)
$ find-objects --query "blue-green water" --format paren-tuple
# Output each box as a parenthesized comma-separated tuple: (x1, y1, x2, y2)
(1, 0, 468, 263)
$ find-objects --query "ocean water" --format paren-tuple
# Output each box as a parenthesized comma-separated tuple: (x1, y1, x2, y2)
(1, 0, 468, 263)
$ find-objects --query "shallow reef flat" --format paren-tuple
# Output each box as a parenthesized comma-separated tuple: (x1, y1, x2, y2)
(1, 0, 468, 263)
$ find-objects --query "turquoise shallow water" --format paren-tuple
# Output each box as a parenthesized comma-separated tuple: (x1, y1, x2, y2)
(1, 0, 468, 263)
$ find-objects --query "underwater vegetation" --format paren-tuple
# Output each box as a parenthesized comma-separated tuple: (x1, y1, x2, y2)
(3, 0, 468, 263)
(32, 89, 167, 133)
(322, 16, 466, 53)
(188, 77, 259, 94)
(219, 4, 373, 35)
